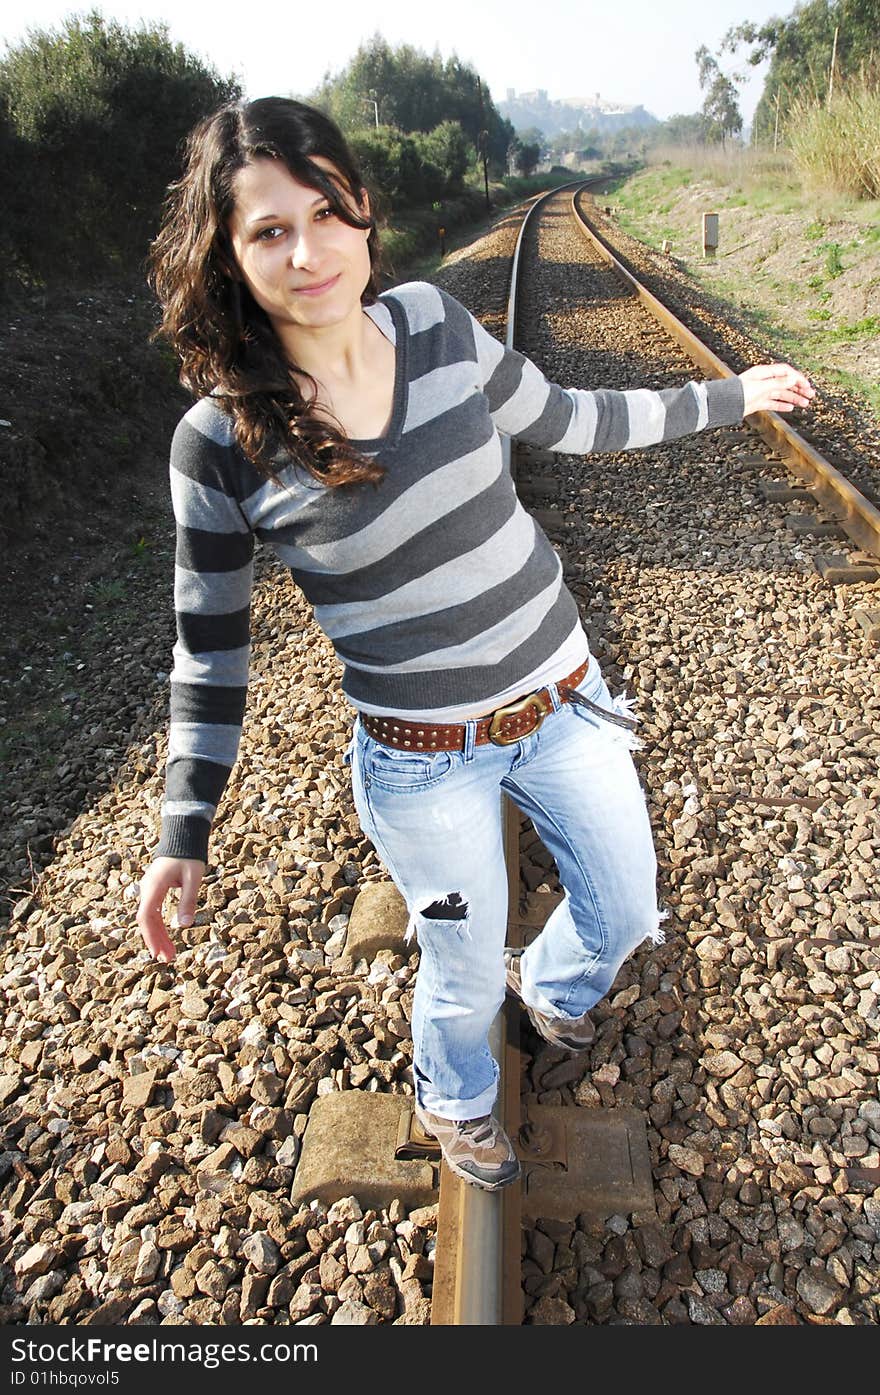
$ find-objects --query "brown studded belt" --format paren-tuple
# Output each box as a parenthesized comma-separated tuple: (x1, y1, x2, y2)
(359, 658, 592, 751)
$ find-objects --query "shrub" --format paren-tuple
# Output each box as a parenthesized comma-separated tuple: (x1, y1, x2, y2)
(0, 10, 240, 282)
(413, 121, 471, 193)
(351, 120, 471, 207)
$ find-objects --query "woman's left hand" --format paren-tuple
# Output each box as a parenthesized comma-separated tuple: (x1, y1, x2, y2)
(738, 363, 816, 417)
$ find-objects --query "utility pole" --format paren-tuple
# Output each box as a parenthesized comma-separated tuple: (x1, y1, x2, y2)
(476, 76, 490, 210)
(367, 89, 379, 129)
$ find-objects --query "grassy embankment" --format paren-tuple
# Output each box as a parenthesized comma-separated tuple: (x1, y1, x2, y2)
(604, 144, 880, 416)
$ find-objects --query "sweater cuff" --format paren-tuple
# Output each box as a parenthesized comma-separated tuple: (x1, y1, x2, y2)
(155, 815, 210, 864)
(705, 375, 745, 427)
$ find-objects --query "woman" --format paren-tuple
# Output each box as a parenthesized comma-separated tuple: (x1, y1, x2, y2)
(137, 97, 814, 1191)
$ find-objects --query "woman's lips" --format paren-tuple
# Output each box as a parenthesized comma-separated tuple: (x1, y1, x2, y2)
(293, 274, 341, 296)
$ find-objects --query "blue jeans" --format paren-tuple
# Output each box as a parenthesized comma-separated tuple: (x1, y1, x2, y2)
(347, 659, 663, 1121)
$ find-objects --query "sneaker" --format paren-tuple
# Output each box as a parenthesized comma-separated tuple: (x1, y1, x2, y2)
(504, 948, 596, 1050)
(414, 1105, 521, 1191)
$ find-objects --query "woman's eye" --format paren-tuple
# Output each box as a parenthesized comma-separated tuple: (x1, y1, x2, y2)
(315, 206, 336, 221)
(256, 226, 284, 241)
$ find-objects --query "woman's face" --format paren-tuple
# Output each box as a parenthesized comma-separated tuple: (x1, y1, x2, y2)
(226, 156, 371, 340)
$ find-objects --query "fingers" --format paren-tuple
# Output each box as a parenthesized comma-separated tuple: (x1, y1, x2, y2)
(739, 362, 816, 417)
(742, 362, 815, 399)
(136, 878, 177, 963)
(135, 858, 205, 965)
(175, 861, 203, 930)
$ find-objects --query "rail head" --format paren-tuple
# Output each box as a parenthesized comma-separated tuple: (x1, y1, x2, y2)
(570, 185, 880, 562)
(432, 181, 596, 1328)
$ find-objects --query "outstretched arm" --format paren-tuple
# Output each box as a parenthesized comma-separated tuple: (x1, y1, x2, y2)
(457, 287, 814, 452)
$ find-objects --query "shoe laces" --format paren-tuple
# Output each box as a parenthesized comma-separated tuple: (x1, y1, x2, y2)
(459, 1116, 499, 1146)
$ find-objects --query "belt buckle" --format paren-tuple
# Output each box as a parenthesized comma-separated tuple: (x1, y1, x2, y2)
(488, 691, 551, 745)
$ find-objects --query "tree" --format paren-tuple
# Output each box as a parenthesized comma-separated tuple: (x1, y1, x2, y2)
(312, 35, 515, 175)
(416, 120, 470, 192)
(0, 10, 240, 278)
(661, 112, 710, 144)
(695, 44, 743, 143)
(515, 141, 541, 177)
(723, 0, 880, 138)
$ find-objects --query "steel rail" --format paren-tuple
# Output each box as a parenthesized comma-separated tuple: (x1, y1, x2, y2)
(430, 182, 588, 1326)
(570, 186, 880, 561)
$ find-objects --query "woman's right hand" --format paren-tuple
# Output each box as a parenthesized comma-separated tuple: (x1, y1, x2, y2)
(136, 856, 206, 964)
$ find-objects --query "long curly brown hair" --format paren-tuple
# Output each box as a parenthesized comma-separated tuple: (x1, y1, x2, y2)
(149, 97, 385, 488)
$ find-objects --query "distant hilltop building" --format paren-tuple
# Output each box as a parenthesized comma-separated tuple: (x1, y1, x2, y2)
(499, 88, 656, 137)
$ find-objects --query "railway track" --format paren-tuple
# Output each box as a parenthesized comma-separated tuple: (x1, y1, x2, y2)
(2, 183, 879, 1329)
(432, 182, 880, 1325)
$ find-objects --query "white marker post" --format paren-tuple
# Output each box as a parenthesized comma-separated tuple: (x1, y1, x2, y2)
(702, 211, 719, 259)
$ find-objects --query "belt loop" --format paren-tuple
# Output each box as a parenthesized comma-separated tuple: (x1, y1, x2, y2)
(462, 719, 477, 763)
(546, 682, 563, 714)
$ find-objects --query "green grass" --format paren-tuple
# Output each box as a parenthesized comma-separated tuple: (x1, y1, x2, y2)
(90, 577, 127, 605)
(127, 535, 151, 561)
(605, 151, 880, 422)
(822, 367, 880, 417)
(824, 242, 844, 278)
(819, 315, 880, 342)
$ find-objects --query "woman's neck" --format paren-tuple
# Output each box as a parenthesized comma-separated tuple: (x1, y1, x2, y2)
(279, 303, 373, 391)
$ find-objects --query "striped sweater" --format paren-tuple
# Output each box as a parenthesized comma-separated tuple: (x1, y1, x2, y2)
(157, 280, 744, 861)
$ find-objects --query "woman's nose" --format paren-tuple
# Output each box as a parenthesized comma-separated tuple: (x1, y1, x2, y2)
(289, 229, 317, 269)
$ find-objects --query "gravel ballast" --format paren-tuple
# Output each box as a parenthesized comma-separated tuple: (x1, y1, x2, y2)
(1, 189, 877, 1326)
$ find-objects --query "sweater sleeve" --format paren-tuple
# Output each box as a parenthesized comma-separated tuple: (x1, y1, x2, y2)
(462, 298, 745, 451)
(154, 408, 255, 864)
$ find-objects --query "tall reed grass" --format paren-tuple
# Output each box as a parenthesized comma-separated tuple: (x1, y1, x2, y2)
(787, 79, 880, 199)
(646, 142, 796, 195)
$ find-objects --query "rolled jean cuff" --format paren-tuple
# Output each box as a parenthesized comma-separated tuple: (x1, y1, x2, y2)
(526, 982, 595, 1021)
(416, 1066, 498, 1122)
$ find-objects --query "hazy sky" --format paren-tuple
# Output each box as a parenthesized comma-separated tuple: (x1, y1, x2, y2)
(1, 0, 791, 126)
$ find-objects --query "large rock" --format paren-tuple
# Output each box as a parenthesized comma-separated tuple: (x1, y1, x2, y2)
(344, 882, 409, 960)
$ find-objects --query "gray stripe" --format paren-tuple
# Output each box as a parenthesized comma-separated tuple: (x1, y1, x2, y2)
(270, 440, 502, 575)
(705, 377, 742, 425)
(553, 388, 601, 452)
(315, 507, 537, 639)
(174, 561, 253, 616)
(520, 385, 573, 448)
(396, 280, 445, 332)
(658, 383, 700, 441)
(473, 323, 505, 380)
(484, 350, 525, 413)
(187, 397, 236, 446)
(340, 567, 563, 673)
(693, 382, 709, 431)
(170, 643, 250, 687)
(168, 722, 241, 765)
(405, 361, 480, 432)
(240, 469, 318, 529)
(488, 357, 552, 435)
(364, 300, 396, 344)
(624, 388, 668, 448)
(171, 471, 250, 534)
